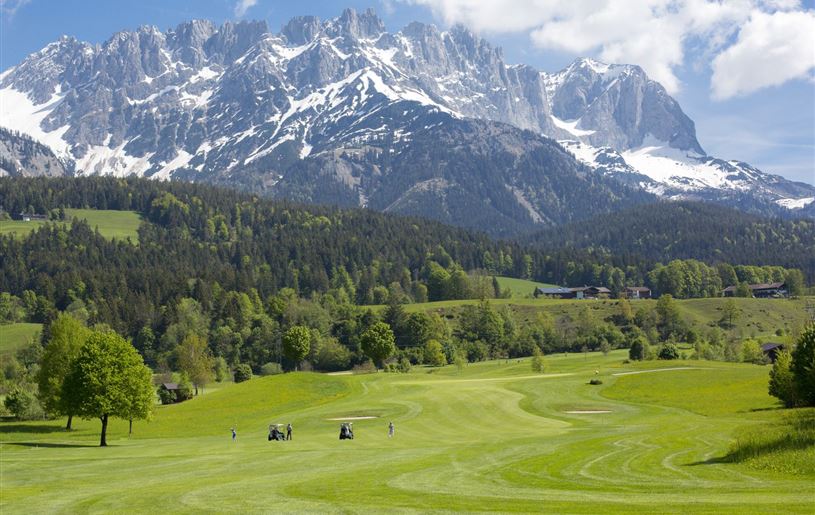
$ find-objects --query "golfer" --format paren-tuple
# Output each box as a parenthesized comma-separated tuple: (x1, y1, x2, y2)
(388, 421, 394, 438)
(286, 423, 293, 440)
(231, 427, 237, 442)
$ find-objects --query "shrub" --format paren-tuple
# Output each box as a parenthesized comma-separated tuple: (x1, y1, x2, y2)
(465, 340, 489, 362)
(791, 324, 815, 406)
(176, 377, 194, 401)
(157, 386, 175, 405)
(214, 357, 229, 382)
(589, 378, 603, 385)
(4, 385, 44, 420)
(454, 351, 468, 371)
(769, 350, 798, 407)
(397, 357, 412, 373)
(312, 337, 351, 372)
(260, 362, 283, 376)
(531, 346, 544, 373)
(658, 343, 680, 360)
(629, 340, 645, 361)
(233, 363, 252, 383)
(352, 360, 376, 375)
(741, 339, 765, 364)
(424, 339, 447, 367)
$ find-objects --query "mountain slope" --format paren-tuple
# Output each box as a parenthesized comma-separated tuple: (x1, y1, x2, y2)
(527, 201, 815, 276)
(0, 127, 73, 178)
(265, 116, 655, 236)
(0, 8, 812, 230)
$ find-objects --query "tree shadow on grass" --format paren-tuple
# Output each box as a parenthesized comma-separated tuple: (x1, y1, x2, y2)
(5, 442, 98, 449)
(0, 423, 67, 434)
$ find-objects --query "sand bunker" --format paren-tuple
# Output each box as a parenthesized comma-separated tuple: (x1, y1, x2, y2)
(565, 410, 612, 414)
(325, 416, 379, 421)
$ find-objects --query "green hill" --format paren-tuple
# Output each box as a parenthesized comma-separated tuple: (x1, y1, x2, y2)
(1, 353, 812, 513)
(0, 322, 41, 358)
(494, 276, 558, 298)
(0, 209, 141, 240)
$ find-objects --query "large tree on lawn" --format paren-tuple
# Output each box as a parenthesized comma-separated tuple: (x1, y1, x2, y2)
(36, 314, 90, 429)
(62, 331, 154, 446)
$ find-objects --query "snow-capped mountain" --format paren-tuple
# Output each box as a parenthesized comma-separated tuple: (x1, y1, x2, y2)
(0, 8, 812, 225)
(546, 59, 814, 213)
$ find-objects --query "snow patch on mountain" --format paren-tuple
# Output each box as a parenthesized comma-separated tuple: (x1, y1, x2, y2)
(0, 86, 70, 155)
(776, 197, 814, 209)
(551, 116, 595, 137)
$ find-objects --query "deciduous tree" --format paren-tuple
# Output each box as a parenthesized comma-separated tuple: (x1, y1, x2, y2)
(283, 326, 311, 370)
(176, 334, 214, 395)
(62, 331, 154, 446)
(361, 322, 395, 367)
(36, 314, 90, 429)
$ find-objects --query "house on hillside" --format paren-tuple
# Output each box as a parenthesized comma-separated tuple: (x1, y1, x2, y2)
(16, 213, 47, 222)
(534, 286, 613, 300)
(723, 282, 788, 298)
(158, 383, 181, 404)
(581, 286, 612, 299)
(534, 287, 576, 299)
(751, 283, 788, 298)
(761, 342, 786, 363)
(624, 286, 651, 299)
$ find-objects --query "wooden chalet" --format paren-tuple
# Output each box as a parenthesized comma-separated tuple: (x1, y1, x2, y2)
(534, 287, 575, 299)
(534, 286, 612, 299)
(723, 282, 788, 298)
(761, 343, 785, 363)
(624, 286, 651, 299)
(580, 286, 611, 299)
(158, 383, 181, 404)
(16, 213, 47, 222)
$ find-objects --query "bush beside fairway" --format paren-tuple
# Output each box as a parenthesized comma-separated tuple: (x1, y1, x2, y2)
(1, 351, 813, 513)
(0, 323, 42, 358)
(0, 209, 141, 240)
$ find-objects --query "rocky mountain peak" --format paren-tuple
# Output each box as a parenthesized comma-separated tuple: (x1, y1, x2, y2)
(333, 8, 384, 40)
(281, 15, 322, 45)
(0, 8, 811, 222)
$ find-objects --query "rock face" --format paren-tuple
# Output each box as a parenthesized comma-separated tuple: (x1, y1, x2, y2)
(0, 8, 812, 229)
(545, 58, 704, 154)
(0, 128, 73, 178)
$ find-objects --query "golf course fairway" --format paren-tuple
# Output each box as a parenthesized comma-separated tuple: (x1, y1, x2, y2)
(1, 350, 813, 513)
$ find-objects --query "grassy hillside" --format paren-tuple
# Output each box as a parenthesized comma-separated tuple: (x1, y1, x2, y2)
(494, 276, 558, 298)
(397, 296, 810, 340)
(0, 209, 141, 240)
(1, 352, 813, 513)
(0, 323, 41, 358)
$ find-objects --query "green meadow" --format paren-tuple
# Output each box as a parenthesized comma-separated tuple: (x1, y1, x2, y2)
(0, 323, 42, 358)
(1, 351, 813, 513)
(493, 276, 558, 298)
(0, 209, 141, 240)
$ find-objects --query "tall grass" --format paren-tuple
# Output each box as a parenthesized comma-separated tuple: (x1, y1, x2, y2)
(724, 409, 815, 475)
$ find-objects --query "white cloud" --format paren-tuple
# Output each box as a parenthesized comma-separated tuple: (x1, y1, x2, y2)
(0, 0, 32, 19)
(233, 0, 258, 18)
(711, 10, 815, 99)
(403, 0, 815, 99)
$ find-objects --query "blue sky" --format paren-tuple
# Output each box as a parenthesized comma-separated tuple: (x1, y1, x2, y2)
(1, 0, 813, 185)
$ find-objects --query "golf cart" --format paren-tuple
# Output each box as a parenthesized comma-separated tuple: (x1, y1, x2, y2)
(339, 422, 354, 440)
(268, 424, 286, 441)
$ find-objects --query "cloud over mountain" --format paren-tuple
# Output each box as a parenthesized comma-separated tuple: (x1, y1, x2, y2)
(403, 0, 815, 99)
